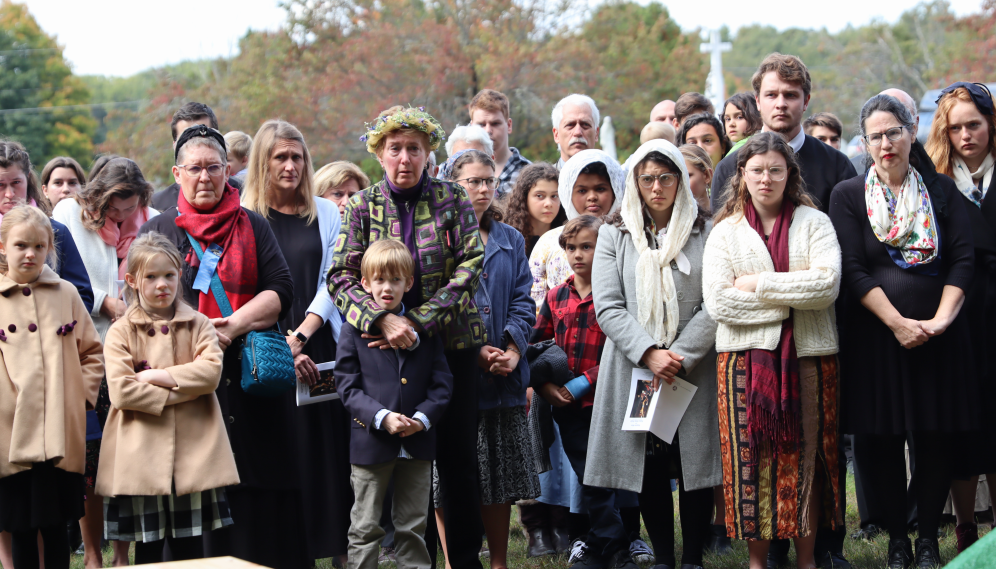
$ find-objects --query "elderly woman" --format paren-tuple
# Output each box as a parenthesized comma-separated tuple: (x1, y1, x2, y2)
(926, 82, 996, 553)
(53, 155, 158, 568)
(588, 139, 720, 569)
(315, 160, 371, 219)
(705, 132, 843, 569)
(327, 105, 486, 568)
(241, 119, 352, 565)
(41, 156, 85, 207)
(830, 95, 979, 568)
(138, 125, 294, 568)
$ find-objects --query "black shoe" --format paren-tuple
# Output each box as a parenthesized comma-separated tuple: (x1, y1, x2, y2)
(705, 524, 733, 555)
(552, 527, 571, 554)
(767, 549, 790, 569)
(607, 549, 639, 569)
(818, 551, 852, 569)
(887, 537, 913, 569)
(527, 528, 556, 558)
(850, 523, 884, 541)
(913, 537, 941, 568)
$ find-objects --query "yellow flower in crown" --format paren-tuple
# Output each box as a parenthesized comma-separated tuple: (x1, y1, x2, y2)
(360, 106, 445, 154)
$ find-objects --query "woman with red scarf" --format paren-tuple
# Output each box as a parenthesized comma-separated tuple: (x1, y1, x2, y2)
(139, 125, 294, 568)
(704, 132, 843, 569)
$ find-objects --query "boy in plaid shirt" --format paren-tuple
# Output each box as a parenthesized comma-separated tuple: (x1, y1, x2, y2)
(530, 216, 636, 569)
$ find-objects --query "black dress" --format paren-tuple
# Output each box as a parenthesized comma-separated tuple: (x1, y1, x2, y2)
(139, 208, 304, 569)
(829, 172, 982, 435)
(268, 209, 353, 560)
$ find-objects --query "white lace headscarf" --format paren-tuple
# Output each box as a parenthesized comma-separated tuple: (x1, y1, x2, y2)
(558, 149, 626, 220)
(620, 140, 696, 347)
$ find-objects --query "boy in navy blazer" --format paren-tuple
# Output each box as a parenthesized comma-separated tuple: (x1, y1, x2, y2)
(336, 240, 453, 569)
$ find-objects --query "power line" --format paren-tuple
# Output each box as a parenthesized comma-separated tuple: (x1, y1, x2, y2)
(0, 100, 146, 115)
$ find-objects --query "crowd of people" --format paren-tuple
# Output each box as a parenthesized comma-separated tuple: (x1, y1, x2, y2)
(0, 50, 993, 569)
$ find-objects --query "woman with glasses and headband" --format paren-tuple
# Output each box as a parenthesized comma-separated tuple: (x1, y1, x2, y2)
(138, 125, 296, 568)
(925, 82, 996, 554)
(440, 149, 540, 569)
(829, 95, 979, 568)
(586, 139, 720, 569)
(704, 132, 843, 569)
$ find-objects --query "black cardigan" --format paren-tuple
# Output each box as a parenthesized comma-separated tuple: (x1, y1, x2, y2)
(712, 134, 857, 214)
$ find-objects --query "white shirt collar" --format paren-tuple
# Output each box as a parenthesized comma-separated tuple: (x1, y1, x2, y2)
(761, 126, 806, 153)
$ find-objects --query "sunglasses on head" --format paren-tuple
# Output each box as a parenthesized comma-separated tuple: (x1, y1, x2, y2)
(936, 82, 994, 116)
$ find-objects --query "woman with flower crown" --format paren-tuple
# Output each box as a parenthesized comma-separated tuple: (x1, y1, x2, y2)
(327, 105, 488, 568)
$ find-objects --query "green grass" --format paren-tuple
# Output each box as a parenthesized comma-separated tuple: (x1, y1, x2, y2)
(68, 473, 989, 569)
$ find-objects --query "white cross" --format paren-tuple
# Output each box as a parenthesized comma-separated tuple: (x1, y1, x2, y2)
(700, 30, 732, 115)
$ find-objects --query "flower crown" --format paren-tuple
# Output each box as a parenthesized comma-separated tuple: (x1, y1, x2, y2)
(360, 106, 445, 154)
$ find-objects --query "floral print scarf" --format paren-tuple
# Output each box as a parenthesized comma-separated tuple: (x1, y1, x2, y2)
(864, 165, 938, 267)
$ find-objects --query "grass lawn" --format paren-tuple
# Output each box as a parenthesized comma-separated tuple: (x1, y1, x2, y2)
(71, 472, 989, 569)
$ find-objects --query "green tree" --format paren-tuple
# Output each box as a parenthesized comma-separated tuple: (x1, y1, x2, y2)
(0, 0, 96, 168)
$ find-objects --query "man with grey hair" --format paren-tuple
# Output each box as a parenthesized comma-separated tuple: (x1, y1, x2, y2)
(445, 124, 494, 158)
(650, 100, 677, 128)
(551, 94, 599, 169)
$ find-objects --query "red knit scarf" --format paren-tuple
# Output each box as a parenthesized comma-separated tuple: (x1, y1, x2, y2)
(175, 184, 258, 318)
(744, 198, 800, 448)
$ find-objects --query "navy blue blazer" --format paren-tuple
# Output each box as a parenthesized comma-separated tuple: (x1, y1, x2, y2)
(52, 219, 94, 313)
(336, 322, 453, 465)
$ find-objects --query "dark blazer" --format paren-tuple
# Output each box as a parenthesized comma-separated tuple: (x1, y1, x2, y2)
(712, 134, 857, 214)
(52, 219, 94, 313)
(336, 322, 453, 465)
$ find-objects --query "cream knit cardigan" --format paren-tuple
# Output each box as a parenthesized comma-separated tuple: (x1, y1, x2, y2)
(702, 204, 841, 356)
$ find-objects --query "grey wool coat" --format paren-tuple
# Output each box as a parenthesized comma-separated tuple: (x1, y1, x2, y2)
(585, 221, 722, 493)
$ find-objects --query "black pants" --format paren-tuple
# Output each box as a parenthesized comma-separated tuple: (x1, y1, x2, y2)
(553, 404, 628, 561)
(640, 435, 712, 567)
(135, 535, 203, 565)
(427, 348, 484, 569)
(851, 432, 950, 541)
(11, 526, 69, 569)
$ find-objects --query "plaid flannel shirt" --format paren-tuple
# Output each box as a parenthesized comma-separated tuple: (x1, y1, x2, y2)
(530, 275, 602, 407)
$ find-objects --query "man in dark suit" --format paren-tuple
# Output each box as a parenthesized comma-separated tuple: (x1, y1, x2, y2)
(336, 239, 453, 569)
(153, 102, 242, 211)
(710, 53, 856, 569)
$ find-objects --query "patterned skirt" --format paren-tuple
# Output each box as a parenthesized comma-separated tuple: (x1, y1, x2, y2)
(104, 487, 233, 542)
(717, 352, 843, 541)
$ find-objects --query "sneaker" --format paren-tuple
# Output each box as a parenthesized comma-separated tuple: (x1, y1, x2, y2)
(608, 549, 639, 569)
(569, 538, 592, 565)
(377, 547, 396, 565)
(629, 538, 655, 564)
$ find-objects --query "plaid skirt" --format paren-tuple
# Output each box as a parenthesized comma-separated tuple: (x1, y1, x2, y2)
(104, 487, 233, 542)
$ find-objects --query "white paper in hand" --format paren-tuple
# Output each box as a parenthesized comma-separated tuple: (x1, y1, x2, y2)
(621, 368, 697, 444)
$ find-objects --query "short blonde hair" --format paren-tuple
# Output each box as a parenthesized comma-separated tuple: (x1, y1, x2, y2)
(314, 161, 371, 196)
(124, 232, 185, 308)
(0, 205, 56, 273)
(242, 120, 317, 225)
(640, 121, 676, 144)
(361, 240, 414, 281)
(224, 131, 253, 162)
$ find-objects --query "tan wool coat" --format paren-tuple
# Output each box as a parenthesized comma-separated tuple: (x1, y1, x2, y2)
(96, 302, 239, 497)
(0, 266, 104, 480)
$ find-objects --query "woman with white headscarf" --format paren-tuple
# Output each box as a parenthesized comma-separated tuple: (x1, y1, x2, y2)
(528, 149, 625, 309)
(586, 140, 720, 569)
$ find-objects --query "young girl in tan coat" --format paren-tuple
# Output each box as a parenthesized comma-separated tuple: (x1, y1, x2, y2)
(0, 206, 104, 569)
(96, 232, 239, 564)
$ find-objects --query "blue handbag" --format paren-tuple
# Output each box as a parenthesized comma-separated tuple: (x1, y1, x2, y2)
(186, 232, 296, 397)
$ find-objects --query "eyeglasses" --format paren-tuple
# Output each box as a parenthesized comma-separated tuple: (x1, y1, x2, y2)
(637, 173, 678, 189)
(456, 177, 498, 190)
(744, 167, 787, 182)
(177, 164, 226, 177)
(863, 126, 906, 147)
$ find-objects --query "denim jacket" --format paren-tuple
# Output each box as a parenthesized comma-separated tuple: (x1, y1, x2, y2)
(476, 222, 535, 409)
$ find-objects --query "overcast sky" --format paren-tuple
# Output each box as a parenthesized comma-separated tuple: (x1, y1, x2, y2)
(20, 0, 985, 77)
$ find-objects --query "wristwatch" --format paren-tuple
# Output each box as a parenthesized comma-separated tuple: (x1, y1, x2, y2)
(288, 329, 309, 345)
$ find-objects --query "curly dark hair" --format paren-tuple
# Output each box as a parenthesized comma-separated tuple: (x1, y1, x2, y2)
(503, 163, 566, 252)
(713, 132, 815, 223)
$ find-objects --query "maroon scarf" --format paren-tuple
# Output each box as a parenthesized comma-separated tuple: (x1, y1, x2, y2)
(175, 184, 258, 318)
(743, 198, 800, 447)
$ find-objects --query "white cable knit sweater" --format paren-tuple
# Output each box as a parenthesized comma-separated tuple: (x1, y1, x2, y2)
(702, 204, 841, 356)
